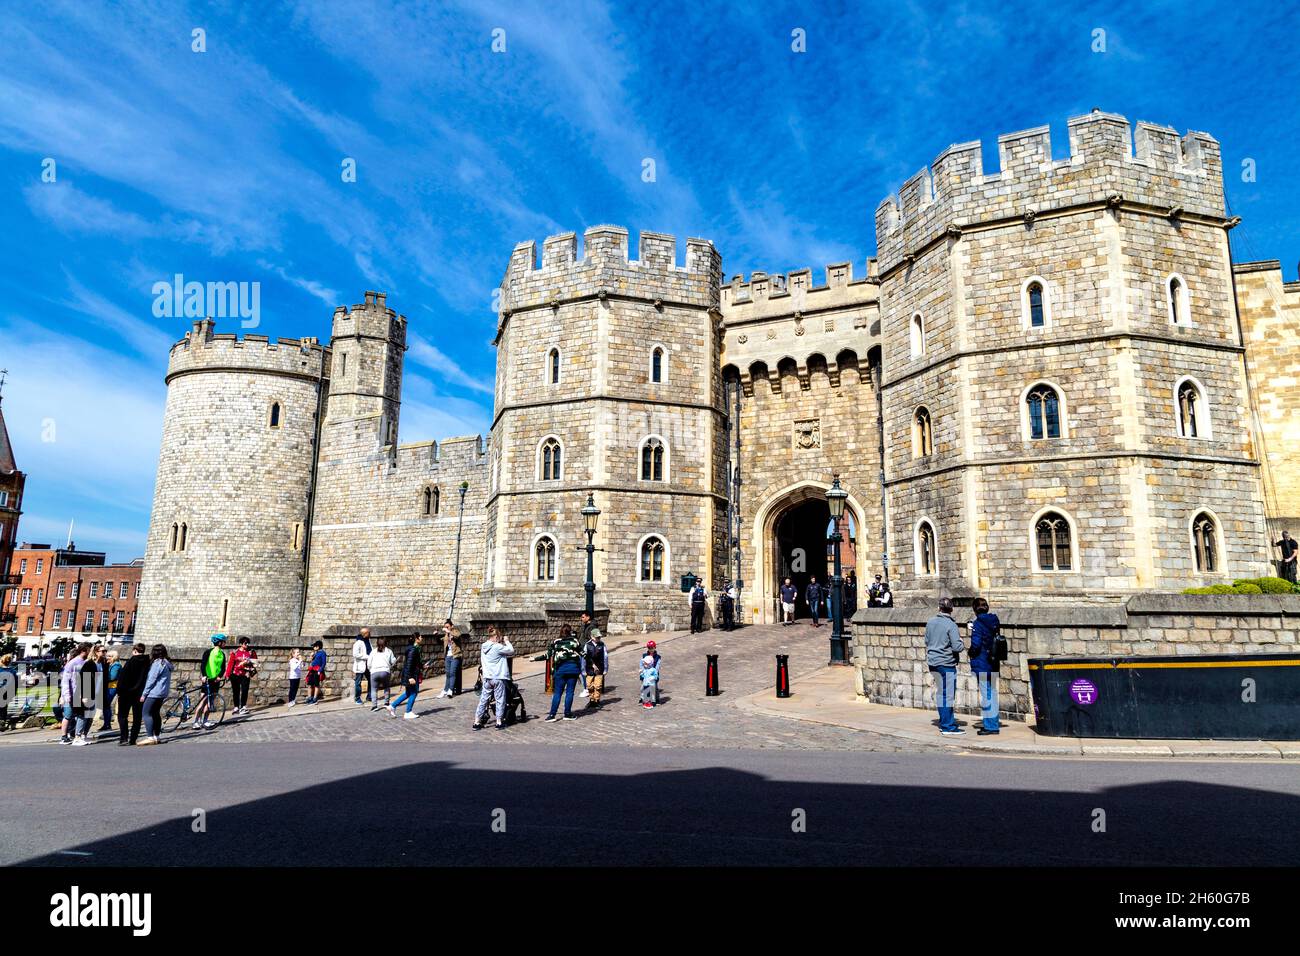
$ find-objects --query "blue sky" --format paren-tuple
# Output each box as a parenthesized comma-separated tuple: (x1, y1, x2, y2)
(0, 0, 1296, 561)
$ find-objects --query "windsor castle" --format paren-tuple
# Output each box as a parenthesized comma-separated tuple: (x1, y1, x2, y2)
(134, 111, 1300, 644)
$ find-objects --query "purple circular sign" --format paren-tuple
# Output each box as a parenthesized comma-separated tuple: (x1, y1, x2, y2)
(1069, 678, 1099, 706)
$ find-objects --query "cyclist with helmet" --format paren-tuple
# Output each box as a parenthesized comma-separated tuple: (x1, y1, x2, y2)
(192, 634, 227, 729)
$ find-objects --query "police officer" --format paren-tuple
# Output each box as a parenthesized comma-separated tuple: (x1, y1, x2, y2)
(689, 579, 709, 633)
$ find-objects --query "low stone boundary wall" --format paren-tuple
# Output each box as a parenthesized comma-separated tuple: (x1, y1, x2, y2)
(850, 594, 1300, 721)
(163, 603, 612, 707)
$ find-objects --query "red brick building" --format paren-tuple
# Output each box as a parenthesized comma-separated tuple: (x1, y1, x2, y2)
(0, 384, 24, 615)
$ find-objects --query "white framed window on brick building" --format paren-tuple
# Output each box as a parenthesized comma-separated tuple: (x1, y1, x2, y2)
(532, 534, 558, 582)
(538, 436, 563, 481)
(88, 582, 98, 599)
(56, 582, 65, 599)
(1031, 508, 1077, 572)
(1191, 510, 1223, 574)
(82, 610, 93, 631)
(1166, 273, 1192, 326)
(914, 519, 938, 576)
(52, 610, 62, 629)
(1174, 376, 1210, 439)
(639, 436, 667, 482)
(637, 533, 668, 583)
(35, 558, 43, 575)
(910, 313, 926, 358)
(1021, 276, 1052, 330)
(120, 582, 129, 599)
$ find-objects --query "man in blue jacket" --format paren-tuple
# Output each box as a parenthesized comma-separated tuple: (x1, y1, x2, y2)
(924, 597, 964, 736)
(967, 597, 1002, 735)
(806, 577, 823, 627)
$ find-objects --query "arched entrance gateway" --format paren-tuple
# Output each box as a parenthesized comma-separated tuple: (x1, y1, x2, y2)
(750, 481, 868, 625)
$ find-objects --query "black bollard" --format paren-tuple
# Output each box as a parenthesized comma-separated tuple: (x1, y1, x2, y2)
(775, 654, 791, 698)
(706, 654, 720, 696)
(453, 661, 463, 696)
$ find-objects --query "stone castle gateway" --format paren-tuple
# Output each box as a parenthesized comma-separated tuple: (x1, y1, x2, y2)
(135, 111, 1300, 644)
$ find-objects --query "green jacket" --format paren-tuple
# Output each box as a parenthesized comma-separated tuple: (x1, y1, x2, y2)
(549, 635, 582, 669)
(202, 647, 227, 680)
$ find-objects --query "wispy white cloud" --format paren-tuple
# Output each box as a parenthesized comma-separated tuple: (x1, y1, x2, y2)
(406, 332, 494, 396)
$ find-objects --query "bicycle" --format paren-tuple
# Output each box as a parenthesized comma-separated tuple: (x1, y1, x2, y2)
(162, 679, 227, 733)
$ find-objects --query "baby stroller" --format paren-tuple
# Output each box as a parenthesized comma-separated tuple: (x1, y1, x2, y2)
(473, 675, 528, 725)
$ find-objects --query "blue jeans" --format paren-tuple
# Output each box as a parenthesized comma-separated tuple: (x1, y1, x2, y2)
(443, 657, 461, 694)
(390, 683, 419, 714)
(354, 670, 371, 703)
(976, 671, 1000, 731)
(548, 663, 580, 717)
(929, 665, 958, 732)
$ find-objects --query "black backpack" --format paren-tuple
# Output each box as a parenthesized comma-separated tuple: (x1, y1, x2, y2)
(989, 626, 1009, 668)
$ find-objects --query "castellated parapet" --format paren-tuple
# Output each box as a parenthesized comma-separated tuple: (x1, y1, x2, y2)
(874, 111, 1227, 274)
(136, 320, 330, 645)
(498, 226, 721, 328)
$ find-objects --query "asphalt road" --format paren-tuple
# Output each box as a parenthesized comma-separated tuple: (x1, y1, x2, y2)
(3, 742, 1298, 866)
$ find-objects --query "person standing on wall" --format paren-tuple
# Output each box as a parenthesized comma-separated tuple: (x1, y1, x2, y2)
(967, 597, 1003, 736)
(806, 576, 823, 628)
(137, 644, 173, 746)
(924, 597, 964, 737)
(225, 637, 258, 716)
(780, 578, 797, 626)
(438, 620, 463, 699)
(115, 643, 149, 746)
(689, 579, 709, 634)
(1275, 530, 1298, 583)
(387, 634, 424, 719)
(473, 626, 515, 731)
(352, 628, 373, 706)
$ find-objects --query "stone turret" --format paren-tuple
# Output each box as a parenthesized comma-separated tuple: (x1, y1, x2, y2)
(135, 321, 330, 644)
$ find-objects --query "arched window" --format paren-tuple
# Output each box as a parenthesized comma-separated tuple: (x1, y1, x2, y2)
(169, 523, 179, 552)
(1027, 282, 1045, 328)
(1026, 384, 1062, 440)
(1193, 511, 1219, 573)
(421, 486, 440, 516)
(916, 520, 937, 575)
(650, 346, 665, 383)
(1176, 378, 1208, 439)
(269, 401, 282, 428)
(640, 437, 665, 481)
(179, 523, 188, 552)
(1167, 274, 1191, 326)
(639, 535, 665, 582)
(913, 407, 933, 458)
(291, 522, 304, 551)
(910, 313, 926, 358)
(539, 437, 563, 481)
(534, 535, 557, 582)
(1034, 511, 1073, 571)
(548, 348, 560, 385)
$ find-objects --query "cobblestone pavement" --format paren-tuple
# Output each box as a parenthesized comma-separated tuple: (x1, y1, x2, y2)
(171, 623, 942, 753)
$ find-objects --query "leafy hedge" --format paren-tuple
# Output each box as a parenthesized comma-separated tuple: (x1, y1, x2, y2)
(1183, 576, 1300, 596)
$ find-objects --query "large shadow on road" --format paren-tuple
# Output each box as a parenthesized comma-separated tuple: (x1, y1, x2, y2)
(13, 761, 1300, 867)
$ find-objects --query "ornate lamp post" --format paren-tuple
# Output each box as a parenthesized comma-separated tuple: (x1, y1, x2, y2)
(580, 493, 602, 617)
(827, 475, 849, 665)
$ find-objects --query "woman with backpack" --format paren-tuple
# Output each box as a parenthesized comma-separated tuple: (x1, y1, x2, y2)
(967, 597, 1005, 736)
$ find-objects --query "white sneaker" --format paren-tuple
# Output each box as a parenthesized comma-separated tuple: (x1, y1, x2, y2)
(387, 705, 398, 718)
(403, 712, 419, 720)
(71, 737, 87, 747)
(579, 690, 589, 698)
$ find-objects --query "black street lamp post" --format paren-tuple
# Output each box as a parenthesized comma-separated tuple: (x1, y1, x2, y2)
(580, 493, 602, 617)
(827, 475, 849, 665)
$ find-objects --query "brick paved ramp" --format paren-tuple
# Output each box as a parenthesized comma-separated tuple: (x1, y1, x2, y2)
(187, 623, 934, 753)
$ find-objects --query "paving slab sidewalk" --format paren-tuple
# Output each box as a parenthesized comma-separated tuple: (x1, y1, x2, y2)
(735, 663, 1300, 760)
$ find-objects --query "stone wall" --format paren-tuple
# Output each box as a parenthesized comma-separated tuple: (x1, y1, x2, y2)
(850, 594, 1300, 720)
(1235, 260, 1300, 538)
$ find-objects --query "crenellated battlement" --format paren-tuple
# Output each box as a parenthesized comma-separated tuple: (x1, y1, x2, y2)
(332, 290, 407, 347)
(499, 225, 721, 322)
(720, 260, 879, 312)
(874, 111, 1227, 273)
(166, 319, 329, 383)
(394, 434, 489, 472)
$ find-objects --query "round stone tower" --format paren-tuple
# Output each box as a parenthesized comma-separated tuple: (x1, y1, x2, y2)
(135, 319, 329, 646)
